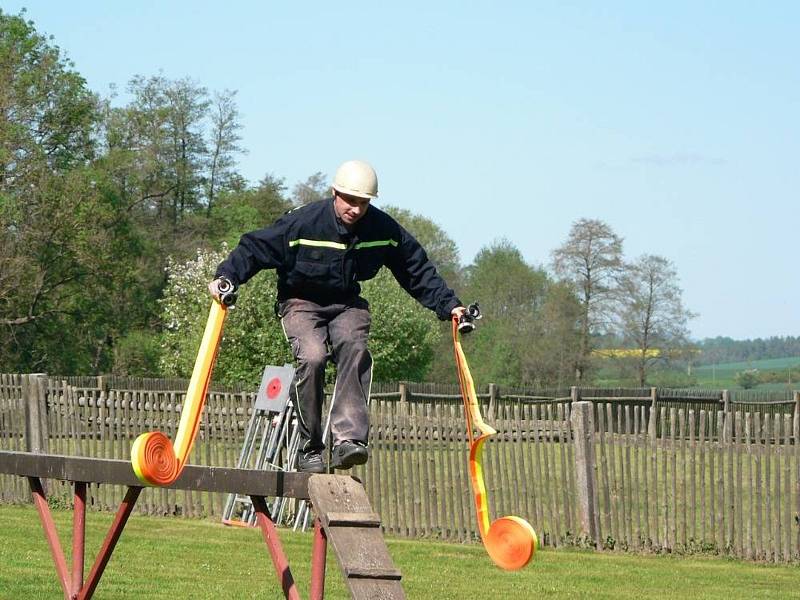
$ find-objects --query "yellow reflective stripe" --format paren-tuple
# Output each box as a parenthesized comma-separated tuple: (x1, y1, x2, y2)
(288, 239, 347, 250)
(288, 238, 397, 250)
(354, 239, 398, 249)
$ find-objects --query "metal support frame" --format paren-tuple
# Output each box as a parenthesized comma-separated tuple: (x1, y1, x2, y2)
(2, 452, 329, 599)
(27, 477, 142, 600)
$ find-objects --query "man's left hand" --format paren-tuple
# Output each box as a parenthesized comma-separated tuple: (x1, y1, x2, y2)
(451, 306, 466, 320)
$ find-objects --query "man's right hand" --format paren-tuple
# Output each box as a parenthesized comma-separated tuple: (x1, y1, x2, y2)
(208, 277, 238, 306)
(207, 278, 224, 302)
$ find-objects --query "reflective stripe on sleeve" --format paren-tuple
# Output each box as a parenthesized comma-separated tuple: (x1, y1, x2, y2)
(288, 238, 397, 250)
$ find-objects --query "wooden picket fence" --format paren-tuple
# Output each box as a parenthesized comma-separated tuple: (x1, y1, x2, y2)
(1, 373, 799, 562)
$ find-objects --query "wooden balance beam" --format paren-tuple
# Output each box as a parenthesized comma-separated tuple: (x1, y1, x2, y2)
(0, 451, 404, 600)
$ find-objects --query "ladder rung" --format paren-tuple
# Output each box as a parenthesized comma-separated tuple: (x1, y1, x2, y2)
(325, 512, 382, 528)
(345, 567, 402, 580)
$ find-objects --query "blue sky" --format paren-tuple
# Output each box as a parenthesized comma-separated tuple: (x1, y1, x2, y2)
(7, 1, 799, 340)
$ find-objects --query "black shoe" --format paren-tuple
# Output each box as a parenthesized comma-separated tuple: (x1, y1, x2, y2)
(297, 449, 325, 474)
(331, 440, 368, 470)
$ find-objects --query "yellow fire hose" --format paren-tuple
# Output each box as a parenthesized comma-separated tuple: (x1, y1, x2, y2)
(452, 316, 538, 570)
(131, 300, 227, 485)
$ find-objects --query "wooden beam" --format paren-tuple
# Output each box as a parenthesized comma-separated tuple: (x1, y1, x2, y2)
(0, 451, 311, 499)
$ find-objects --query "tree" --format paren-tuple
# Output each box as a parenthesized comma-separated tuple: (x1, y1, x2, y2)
(206, 90, 244, 216)
(292, 172, 328, 206)
(734, 369, 759, 390)
(383, 206, 462, 287)
(160, 247, 292, 386)
(456, 239, 582, 387)
(0, 10, 97, 189)
(552, 219, 623, 382)
(616, 254, 695, 386)
(209, 174, 292, 245)
(361, 269, 441, 382)
(0, 11, 147, 372)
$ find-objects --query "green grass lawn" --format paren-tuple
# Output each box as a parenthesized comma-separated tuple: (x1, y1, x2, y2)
(2, 505, 800, 599)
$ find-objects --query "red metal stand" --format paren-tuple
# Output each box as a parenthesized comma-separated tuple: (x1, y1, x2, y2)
(2, 453, 396, 599)
(24, 475, 325, 599)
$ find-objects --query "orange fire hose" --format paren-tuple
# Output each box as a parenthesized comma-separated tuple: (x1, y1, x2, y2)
(452, 316, 538, 570)
(131, 300, 227, 485)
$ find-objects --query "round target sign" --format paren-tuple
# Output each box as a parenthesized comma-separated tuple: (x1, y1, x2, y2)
(266, 377, 282, 399)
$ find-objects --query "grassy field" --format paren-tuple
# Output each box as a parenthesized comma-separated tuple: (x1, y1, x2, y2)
(2, 505, 800, 599)
(596, 356, 800, 390)
(693, 357, 800, 388)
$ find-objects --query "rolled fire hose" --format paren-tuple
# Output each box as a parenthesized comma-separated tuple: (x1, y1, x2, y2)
(131, 300, 228, 485)
(452, 316, 538, 570)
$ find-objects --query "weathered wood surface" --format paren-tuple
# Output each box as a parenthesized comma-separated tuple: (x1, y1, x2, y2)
(309, 474, 405, 600)
(0, 451, 311, 498)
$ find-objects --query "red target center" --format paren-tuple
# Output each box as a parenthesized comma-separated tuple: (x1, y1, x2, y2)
(266, 377, 282, 399)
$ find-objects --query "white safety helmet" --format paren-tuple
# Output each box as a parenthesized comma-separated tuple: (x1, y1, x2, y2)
(332, 160, 378, 199)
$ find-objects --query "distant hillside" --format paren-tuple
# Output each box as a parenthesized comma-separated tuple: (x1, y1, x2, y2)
(695, 336, 800, 365)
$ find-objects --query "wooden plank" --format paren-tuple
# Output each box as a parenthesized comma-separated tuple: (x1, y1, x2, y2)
(726, 408, 734, 551)
(795, 406, 800, 560)
(631, 406, 641, 550)
(515, 402, 532, 527)
(735, 411, 743, 558)
(528, 404, 544, 543)
(765, 414, 773, 560)
(661, 407, 669, 549)
(369, 398, 381, 530)
(308, 474, 405, 600)
(597, 404, 611, 545)
(669, 408, 677, 551)
(689, 410, 696, 545)
(773, 414, 782, 563)
(623, 406, 633, 548)
(679, 408, 687, 550)
(532, 404, 548, 546)
(0, 451, 311, 498)
(745, 412, 753, 560)
(447, 403, 460, 542)
(544, 404, 560, 547)
(559, 404, 573, 537)
(715, 412, 724, 553)
(698, 410, 707, 545)
(642, 406, 652, 547)
(432, 402, 446, 539)
(418, 401, 432, 537)
(783, 414, 792, 562)
(492, 404, 508, 521)
(754, 412, 763, 559)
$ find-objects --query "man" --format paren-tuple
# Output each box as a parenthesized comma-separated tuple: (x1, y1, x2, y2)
(209, 160, 464, 472)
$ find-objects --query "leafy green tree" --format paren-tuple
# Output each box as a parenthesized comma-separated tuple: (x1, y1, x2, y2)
(160, 247, 292, 386)
(552, 219, 624, 382)
(292, 172, 329, 207)
(383, 205, 461, 286)
(0, 11, 148, 373)
(210, 174, 292, 246)
(361, 269, 441, 381)
(616, 254, 695, 386)
(456, 239, 581, 387)
(206, 90, 244, 216)
(734, 369, 759, 390)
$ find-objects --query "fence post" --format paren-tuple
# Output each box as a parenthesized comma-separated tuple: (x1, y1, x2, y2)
(793, 391, 799, 442)
(22, 373, 49, 454)
(570, 400, 599, 546)
(398, 382, 408, 419)
(649, 387, 657, 442)
(721, 390, 730, 442)
(488, 383, 497, 421)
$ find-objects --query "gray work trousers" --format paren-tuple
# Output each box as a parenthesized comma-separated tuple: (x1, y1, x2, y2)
(279, 298, 373, 452)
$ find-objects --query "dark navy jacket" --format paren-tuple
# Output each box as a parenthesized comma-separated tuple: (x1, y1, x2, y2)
(215, 198, 461, 320)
